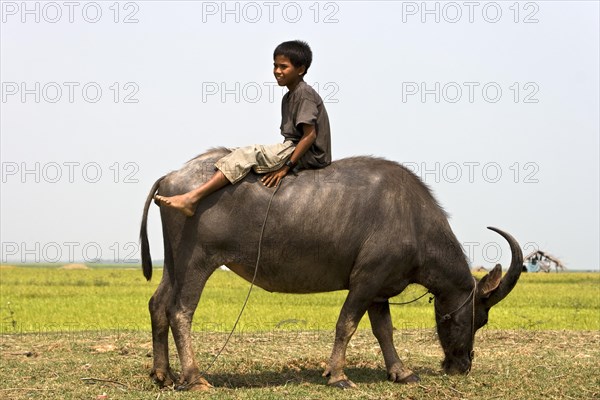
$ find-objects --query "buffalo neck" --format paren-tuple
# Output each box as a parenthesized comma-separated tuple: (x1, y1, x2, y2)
(416, 260, 474, 302)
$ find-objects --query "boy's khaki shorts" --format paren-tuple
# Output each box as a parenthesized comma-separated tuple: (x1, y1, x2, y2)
(214, 141, 296, 184)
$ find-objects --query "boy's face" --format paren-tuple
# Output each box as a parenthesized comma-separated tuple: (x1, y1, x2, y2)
(273, 55, 305, 90)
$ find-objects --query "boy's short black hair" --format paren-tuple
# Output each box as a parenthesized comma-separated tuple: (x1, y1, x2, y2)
(274, 40, 312, 75)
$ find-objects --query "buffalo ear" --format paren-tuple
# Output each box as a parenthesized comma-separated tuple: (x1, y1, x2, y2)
(478, 264, 503, 298)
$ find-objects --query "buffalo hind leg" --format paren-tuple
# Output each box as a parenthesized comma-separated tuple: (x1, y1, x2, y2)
(168, 269, 213, 391)
(367, 301, 419, 383)
(148, 274, 178, 387)
(323, 290, 372, 388)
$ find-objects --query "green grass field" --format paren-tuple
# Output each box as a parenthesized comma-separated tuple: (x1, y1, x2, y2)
(1, 267, 598, 333)
(0, 266, 599, 399)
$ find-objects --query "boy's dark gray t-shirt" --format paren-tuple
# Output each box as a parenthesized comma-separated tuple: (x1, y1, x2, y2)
(280, 81, 331, 168)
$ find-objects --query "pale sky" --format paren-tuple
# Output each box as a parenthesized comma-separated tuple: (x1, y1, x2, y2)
(1, 1, 599, 271)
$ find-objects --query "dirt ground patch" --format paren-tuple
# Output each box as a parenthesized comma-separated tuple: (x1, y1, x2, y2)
(58, 263, 90, 270)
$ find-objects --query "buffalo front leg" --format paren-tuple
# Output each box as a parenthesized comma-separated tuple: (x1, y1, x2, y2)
(148, 275, 178, 387)
(168, 270, 213, 391)
(367, 301, 419, 383)
(323, 291, 371, 388)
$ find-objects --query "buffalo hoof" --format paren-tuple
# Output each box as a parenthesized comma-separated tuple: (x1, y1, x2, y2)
(175, 377, 213, 391)
(386, 366, 420, 384)
(150, 368, 178, 388)
(398, 373, 420, 384)
(328, 379, 357, 389)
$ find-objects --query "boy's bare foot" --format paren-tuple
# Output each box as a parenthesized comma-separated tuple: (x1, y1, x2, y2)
(154, 194, 196, 217)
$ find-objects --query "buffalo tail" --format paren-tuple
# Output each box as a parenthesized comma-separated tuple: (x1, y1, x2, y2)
(140, 176, 165, 281)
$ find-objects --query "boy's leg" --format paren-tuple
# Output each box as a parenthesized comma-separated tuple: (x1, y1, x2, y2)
(154, 170, 229, 217)
(252, 141, 295, 175)
(155, 142, 293, 217)
(214, 142, 295, 183)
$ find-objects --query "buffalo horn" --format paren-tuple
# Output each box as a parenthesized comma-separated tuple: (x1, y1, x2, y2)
(484, 227, 524, 308)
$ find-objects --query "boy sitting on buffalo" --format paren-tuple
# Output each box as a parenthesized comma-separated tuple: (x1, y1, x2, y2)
(155, 40, 331, 216)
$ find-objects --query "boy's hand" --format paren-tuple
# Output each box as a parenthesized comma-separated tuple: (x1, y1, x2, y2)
(262, 124, 315, 188)
(261, 166, 290, 188)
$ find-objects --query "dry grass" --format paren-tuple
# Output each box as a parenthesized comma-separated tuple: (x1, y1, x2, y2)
(1, 329, 598, 399)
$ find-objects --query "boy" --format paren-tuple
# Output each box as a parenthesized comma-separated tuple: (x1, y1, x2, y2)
(155, 40, 331, 217)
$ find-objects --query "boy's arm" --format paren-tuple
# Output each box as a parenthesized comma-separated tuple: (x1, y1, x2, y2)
(261, 124, 317, 188)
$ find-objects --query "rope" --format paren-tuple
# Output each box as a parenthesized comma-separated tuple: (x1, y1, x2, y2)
(468, 277, 477, 371)
(439, 277, 477, 321)
(178, 182, 282, 390)
(388, 289, 432, 306)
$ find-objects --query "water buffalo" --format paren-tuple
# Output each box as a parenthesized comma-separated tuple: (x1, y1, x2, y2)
(140, 147, 523, 390)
